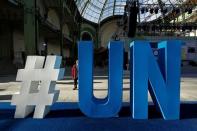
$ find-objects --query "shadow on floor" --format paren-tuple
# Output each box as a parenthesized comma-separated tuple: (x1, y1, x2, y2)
(0, 102, 196, 120)
(45, 102, 197, 119)
(93, 88, 130, 91)
(56, 81, 103, 85)
(0, 102, 197, 131)
(0, 75, 16, 83)
(0, 95, 12, 100)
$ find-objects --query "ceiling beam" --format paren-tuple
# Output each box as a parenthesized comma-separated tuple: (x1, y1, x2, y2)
(81, 0, 91, 16)
(113, 0, 117, 16)
(98, 0, 108, 23)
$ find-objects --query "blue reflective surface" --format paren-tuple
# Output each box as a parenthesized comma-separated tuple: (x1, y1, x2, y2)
(131, 40, 181, 120)
(78, 41, 123, 118)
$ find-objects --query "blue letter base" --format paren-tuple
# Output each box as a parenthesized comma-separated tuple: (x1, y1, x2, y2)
(0, 102, 196, 131)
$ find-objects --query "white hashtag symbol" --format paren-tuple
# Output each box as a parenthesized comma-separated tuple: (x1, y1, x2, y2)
(11, 56, 65, 119)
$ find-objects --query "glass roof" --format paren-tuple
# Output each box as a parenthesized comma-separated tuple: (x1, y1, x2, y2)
(75, 0, 186, 23)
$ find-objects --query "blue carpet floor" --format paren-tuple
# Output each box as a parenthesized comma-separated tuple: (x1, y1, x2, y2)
(0, 102, 197, 131)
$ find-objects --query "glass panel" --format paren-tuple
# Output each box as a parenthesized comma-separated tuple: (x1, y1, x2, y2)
(75, 0, 187, 23)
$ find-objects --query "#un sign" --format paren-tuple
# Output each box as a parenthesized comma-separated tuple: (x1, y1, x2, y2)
(10, 40, 181, 120)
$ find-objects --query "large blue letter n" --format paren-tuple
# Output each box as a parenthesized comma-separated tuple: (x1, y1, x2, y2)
(131, 40, 181, 120)
(78, 41, 123, 118)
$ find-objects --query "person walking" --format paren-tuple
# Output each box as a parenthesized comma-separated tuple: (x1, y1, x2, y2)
(72, 60, 78, 90)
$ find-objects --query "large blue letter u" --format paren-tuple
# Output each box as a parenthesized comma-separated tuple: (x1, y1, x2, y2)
(78, 41, 123, 118)
(131, 40, 181, 120)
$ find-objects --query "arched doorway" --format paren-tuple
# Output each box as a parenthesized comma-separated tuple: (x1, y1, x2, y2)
(81, 32, 93, 41)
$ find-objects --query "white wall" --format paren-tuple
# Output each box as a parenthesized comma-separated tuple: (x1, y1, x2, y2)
(100, 20, 118, 47)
